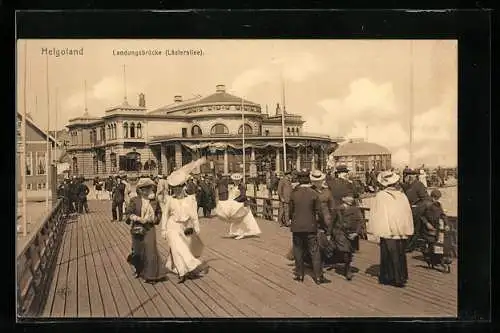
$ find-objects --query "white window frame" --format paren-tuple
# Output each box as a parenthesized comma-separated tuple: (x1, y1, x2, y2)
(26, 152, 33, 176)
(36, 151, 47, 176)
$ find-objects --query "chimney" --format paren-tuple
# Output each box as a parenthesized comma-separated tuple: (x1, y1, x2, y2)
(138, 93, 146, 107)
(275, 103, 281, 116)
(216, 84, 226, 93)
(174, 95, 182, 103)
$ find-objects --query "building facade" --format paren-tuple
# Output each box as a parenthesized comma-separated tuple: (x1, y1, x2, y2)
(16, 113, 58, 191)
(332, 138, 392, 174)
(65, 84, 341, 178)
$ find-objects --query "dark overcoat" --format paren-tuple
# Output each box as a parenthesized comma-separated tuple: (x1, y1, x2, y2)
(289, 184, 322, 233)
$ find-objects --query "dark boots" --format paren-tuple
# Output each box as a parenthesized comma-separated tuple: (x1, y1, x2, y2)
(344, 253, 353, 281)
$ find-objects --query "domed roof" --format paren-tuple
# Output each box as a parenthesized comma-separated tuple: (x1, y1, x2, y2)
(333, 140, 391, 156)
(149, 84, 259, 115)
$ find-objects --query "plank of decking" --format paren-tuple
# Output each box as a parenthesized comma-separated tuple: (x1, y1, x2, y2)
(81, 213, 105, 316)
(76, 213, 91, 317)
(84, 210, 119, 317)
(87, 210, 131, 317)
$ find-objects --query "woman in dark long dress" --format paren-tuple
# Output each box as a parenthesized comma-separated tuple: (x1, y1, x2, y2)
(125, 178, 168, 284)
(368, 171, 414, 288)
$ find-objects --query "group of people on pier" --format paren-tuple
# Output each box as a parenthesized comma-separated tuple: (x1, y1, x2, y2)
(101, 158, 262, 285)
(57, 176, 90, 215)
(57, 158, 452, 289)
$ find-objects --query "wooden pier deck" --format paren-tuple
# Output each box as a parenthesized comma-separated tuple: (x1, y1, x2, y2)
(41, 200, 457, 318)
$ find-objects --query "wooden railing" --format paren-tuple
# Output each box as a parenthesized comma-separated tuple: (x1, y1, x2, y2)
(17, 199, 67, 317)
(245, 194, 457, 257)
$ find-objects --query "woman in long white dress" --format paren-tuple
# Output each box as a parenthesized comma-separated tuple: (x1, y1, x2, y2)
(160, 167, 209, 283)
(215, 173, 261, 240)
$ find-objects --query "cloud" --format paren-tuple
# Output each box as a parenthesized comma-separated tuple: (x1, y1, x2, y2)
(230, 52, 323, 95)
(309, 78, 457, 168)
(413, 88, 457, 143)
(314, 78, 399, 134)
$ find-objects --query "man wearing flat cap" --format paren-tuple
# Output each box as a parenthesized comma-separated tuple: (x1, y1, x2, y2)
(277, 170, 293, 227)
(289, 169, 329, 284)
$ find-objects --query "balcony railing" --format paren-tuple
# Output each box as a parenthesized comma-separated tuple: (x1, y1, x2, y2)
(150, 132, 332, 141)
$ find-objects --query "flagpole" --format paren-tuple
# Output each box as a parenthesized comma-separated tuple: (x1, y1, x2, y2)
(55, 88, 58, 164)
(21, 40, 28, 237)
(45, 54, 50, 209)
(281, 76, 287, 173)
(409, 40, 414, 168)
(241, 96, 246, 183)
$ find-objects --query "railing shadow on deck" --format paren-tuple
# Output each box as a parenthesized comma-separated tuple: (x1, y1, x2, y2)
(17, 199, 68, 318)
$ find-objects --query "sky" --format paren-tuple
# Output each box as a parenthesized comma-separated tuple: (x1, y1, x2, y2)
(16, 39, 457, 168)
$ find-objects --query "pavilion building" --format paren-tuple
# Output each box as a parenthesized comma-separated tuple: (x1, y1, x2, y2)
(65, 84, 342, 178)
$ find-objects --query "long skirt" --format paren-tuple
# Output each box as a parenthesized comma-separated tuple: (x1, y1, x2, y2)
(379, 238, 408, 287)
(215, 200, 261, 237)
(130, 225, 168, 282)
(164, 220, 204, 278)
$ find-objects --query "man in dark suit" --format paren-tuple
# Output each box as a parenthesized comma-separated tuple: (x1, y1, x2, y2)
(112, 175, 126, 222)
(289, 170, 330, 285)
(77, 177, 90, 213)
(277, 171, 293, 227)
(326, 165, 355, 208)
(215, 173, 229, 201)
(404, 170, 432, 252)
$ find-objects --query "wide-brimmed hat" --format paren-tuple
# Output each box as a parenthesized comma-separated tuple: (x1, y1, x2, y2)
(297, 169, 310, 184)
(167, 169, 189, 187)
(335, 165, 349, 174)
(118, 170, 127, 178)
(377, 170, 401, 187)
(309, 169, 326, 182)
(231, 173, 243, 181)
(284, 170, 292, 176)
(136, 177, 156, 189)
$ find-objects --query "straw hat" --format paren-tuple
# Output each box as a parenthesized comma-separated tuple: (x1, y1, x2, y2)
(309, 169, 326, 182)
(341, 196, 355, 205)
(136, 178, 156, 189)
(231, 173, 243, 181)
(118, 170, 127, 178)
(377, 170, 401, 187)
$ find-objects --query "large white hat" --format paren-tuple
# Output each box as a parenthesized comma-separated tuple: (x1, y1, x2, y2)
(309, 169, 326, 182)
(231, 173, 243, 181)
(167, 169, 189, 187)
(377, 170, 401, 187)
(136, 177, 156, 189)
(167, 157, 207, 187)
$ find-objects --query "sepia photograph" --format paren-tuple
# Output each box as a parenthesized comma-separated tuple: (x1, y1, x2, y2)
(16, 39, 458, 319)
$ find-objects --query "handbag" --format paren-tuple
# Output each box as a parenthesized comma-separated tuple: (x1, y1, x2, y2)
(184, 227, 195, 236)
(131, 223, 146, 236)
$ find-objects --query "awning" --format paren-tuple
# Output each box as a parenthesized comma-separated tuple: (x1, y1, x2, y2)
(181, 141, 329, 151)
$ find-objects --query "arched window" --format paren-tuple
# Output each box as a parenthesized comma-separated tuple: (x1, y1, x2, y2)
(107, 125, 111, 140)
(113, 124, 117, 139)
(72, 156, 78, 175)
(110, 152, 117, 172)
(137, 123, 142, 138)
(238, 124, 253, 135)
(123, 122, 129, 138)
(93, 155, 98, 174)
(210, 124, 229, 135)
(130, 122, 135, 138)
(191, 125, 203, 137)
(89, 131, 94, 144)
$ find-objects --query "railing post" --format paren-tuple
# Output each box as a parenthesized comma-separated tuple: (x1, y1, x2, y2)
(51, 164, 57, 205)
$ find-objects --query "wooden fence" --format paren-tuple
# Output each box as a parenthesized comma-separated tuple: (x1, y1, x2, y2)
(17, 199, 67, 317)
